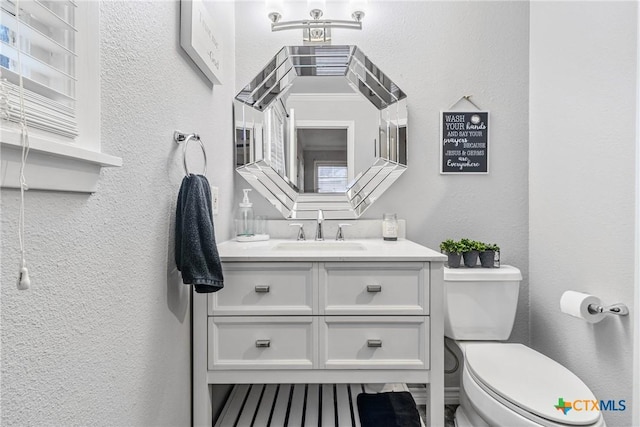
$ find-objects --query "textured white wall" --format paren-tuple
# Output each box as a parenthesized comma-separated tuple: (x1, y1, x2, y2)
(0, 1, 235, 425)
(529, 3, 637, 426)
(235, 1, 530, 353)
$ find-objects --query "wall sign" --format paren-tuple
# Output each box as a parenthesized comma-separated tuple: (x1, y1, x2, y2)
(440, 111, 489, 174)
(180, 0, 222, 85)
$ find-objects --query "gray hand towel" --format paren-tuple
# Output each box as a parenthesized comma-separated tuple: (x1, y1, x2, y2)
(175, 174, 223, 293)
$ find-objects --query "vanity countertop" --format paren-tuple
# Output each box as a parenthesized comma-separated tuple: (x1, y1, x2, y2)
(217, 238, 446, 262)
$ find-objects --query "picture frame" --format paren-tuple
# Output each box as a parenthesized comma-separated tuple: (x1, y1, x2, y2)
(179, 0, 222, 85)
(440, 111, 490, 174)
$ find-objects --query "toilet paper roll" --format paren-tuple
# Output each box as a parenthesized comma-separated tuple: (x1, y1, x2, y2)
(560, 291, 605, 323)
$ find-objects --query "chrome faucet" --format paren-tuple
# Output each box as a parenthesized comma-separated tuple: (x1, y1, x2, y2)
(289, 223, 305, 241)
(336, 223, 351, 241)
(315, 209, 324, 241)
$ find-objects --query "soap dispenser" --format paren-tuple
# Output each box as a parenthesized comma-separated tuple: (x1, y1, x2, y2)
(235, 189, 255, 240)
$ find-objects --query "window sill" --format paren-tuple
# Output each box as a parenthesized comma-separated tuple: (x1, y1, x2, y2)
(1, 131, 122, 193)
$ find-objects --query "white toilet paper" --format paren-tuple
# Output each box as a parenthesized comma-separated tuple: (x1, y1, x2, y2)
(560, 291, 605, 323)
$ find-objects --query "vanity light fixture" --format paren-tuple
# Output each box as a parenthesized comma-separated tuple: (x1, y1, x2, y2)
(267, 0, 366, 45)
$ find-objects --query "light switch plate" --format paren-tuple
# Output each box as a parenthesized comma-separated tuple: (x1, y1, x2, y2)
(211, 186, 219, 215)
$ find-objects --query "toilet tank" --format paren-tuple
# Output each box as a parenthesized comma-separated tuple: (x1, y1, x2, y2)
(444, 265, 522, 340)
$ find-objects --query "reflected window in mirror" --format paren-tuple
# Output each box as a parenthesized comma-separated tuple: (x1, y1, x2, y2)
(315, 162, 348, 193)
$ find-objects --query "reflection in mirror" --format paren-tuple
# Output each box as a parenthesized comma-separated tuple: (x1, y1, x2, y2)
(298, 127, 349, 193)
(234, 45, 407, 219)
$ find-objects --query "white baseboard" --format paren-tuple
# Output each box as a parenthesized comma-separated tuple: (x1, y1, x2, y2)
(408, 385, 460, 406)
(445, 387, 460, 405)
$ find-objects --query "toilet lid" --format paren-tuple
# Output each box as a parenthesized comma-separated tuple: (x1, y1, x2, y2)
(465, 343, 601, 425)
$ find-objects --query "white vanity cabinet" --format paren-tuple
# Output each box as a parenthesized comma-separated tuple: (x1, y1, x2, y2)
(321, 262, 428, 315)
(208, 262, 316, 316)
(193, 239, 446, 427)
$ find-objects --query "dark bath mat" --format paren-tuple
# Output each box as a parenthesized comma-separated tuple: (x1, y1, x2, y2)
(357, 391, 422, 427)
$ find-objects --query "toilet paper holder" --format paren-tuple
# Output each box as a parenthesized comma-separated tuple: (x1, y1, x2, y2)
(560, 291, 629, 323)
(587, 302, 629, 316)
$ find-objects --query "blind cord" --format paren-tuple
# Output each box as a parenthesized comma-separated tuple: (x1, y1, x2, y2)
(14, 0, 31, 290)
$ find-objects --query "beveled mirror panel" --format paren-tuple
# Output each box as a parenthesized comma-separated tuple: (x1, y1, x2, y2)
(234, 45, 407, 219)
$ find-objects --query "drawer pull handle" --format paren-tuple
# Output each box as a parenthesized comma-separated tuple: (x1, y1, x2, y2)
(255, 340, 271, 348)
(367, 285, 382, 293)
(367, 339, 383, 348)
(254, 285, 270, 293)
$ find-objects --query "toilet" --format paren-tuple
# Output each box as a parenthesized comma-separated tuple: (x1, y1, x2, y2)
(444, 265, 606, 427)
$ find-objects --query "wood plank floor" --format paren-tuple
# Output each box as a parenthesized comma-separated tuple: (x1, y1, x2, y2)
(214, 383, 426, 427)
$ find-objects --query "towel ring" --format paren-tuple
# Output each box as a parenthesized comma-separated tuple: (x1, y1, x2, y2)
(174, 131, 207, 176)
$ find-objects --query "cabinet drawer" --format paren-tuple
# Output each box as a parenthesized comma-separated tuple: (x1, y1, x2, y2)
(209, 263, 315, 315)
(321, 262, 428, 315)
(320, 316, 429, 370)
(208, 317, 317, 370)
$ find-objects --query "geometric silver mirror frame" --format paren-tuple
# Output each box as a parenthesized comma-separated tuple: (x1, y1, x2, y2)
(234, 45, 407, 219)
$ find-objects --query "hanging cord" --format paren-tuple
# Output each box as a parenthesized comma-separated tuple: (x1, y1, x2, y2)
(14, 0, 31, 290)
(447, 95, 483, 111)
(444, 338, 460, 374)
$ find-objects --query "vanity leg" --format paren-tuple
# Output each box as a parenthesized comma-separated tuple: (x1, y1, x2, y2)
(427, 375, 445, 426)
(193, 289, 212, 427)
(428, 262, 445, 427)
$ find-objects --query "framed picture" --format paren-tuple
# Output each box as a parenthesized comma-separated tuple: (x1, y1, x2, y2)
(440, 111, 489, 174)
(179, 0, 222, 85)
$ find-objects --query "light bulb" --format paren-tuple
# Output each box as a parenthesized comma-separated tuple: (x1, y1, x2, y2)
(350, 0, 367, 21)
(266, 0, 284, 23)
(308, 0, 326, 19)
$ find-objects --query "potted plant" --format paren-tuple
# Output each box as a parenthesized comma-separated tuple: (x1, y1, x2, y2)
(461, 238, 485, 268)
(440, 239, 462, 268)
(479, 243, 500, 268)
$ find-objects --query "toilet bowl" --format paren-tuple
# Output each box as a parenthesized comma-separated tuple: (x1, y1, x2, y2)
(444, 266, 606, 427)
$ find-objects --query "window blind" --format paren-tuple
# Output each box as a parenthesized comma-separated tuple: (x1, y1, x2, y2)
(316, 163, 348, 193)
(268, 106, 286, 175)
(0, 0, 77, 139)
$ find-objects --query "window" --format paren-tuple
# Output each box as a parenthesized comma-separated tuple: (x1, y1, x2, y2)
(1, 0, 77, 138)
(0, 0, 121, 192)
(315, 161, 348, 193)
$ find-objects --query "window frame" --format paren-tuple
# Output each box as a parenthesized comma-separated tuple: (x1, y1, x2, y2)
(0, 1, 121, 193)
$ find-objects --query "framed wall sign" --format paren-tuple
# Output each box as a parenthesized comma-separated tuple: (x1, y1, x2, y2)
(440, 111, 489, 174)
(180, 0, 222, 85)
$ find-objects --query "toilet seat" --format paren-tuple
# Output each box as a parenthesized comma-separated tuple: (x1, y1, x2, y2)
(463, 343, 604, 426)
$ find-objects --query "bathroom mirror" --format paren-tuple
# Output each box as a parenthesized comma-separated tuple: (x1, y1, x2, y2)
(234, 45, 407, 219)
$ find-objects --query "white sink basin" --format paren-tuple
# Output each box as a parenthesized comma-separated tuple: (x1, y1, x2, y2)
(273, 241, 366, 251)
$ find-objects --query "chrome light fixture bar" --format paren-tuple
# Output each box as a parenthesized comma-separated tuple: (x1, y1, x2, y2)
(268, 2, 365, 45)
